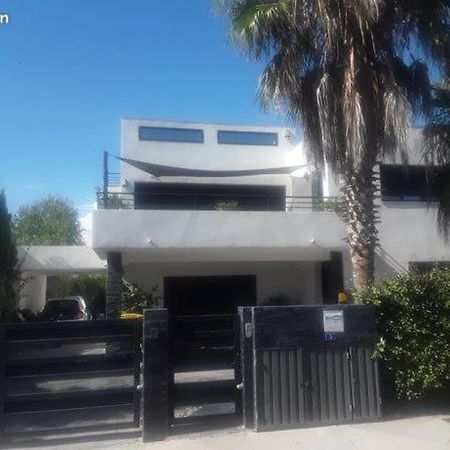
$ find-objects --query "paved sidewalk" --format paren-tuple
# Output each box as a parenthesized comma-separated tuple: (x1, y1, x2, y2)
(4, 414, 449, 450)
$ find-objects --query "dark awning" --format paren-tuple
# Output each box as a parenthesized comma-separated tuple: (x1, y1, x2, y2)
(119, 157, 306, 178)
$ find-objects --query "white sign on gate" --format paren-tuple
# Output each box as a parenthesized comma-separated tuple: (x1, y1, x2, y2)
(323, 310, 344, 333)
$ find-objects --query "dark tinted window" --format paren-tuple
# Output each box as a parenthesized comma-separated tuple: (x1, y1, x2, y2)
(43, 300, 80, 314)
(217, 130, 278, 146)
(380, 164, 439, 201)
(134, 182, 286, 211)
(139, 126, 204, 143)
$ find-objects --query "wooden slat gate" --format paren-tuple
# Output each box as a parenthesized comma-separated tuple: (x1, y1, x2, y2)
(142, 310, 242, 441)
(0, 319, 142, 439)
(240, 305, 382, 431)
(169, 314, 241, 433)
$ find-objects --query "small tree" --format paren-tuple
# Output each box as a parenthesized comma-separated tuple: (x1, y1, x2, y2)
(0, 191, 19, 321)
(13, 196, 84, 245)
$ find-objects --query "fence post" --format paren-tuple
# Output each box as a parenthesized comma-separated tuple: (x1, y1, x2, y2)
(133, 320, 142, 428)
(103, 150, 109, 209)
(239, 307, 255, 429)
(0, 326, 6, 436)
(142, 309, 169, 442)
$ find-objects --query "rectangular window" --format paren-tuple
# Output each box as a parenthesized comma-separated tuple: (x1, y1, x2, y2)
(380, 164, 439, 201)
(217, 130, 278, 146)
(134, 182, 286, 211)
(139, 126, 204, 143)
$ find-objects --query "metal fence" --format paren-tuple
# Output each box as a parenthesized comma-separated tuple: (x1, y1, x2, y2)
(0, 319, 142, 438)
(97, 191, 343, 212)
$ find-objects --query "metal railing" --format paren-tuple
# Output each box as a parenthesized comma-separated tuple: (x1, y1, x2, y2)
(97, 191, 343, 212)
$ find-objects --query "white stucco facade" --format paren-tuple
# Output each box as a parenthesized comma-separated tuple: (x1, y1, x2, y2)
(92, 119, 450, 308)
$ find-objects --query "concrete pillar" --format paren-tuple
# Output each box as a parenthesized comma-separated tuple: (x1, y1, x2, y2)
(19, 272, 47, 313)
(106, 252, 123, 318)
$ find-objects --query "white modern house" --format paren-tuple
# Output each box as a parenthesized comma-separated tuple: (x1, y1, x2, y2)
(92, 118, 450, 315)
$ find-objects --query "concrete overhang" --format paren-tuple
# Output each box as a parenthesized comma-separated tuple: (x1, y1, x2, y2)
(92, 209, 347, 262)
(18, 246, 106, 276)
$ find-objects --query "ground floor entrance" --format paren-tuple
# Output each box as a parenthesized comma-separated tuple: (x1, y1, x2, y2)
(162, 275, 254, 432)
(164, 275, 257, 316)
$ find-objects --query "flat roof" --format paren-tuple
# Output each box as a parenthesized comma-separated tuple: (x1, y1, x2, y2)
(18, 246, 106, 275)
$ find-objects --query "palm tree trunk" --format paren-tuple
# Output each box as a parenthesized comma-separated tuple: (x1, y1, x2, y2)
(106, 252, 123, 318)
(342, 166, 378, 292)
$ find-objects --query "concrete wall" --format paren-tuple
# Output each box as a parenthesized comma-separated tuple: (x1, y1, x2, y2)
(124, 261, 323, 306)
(92, 209, 346, 258)
(19, 272, 47, 313)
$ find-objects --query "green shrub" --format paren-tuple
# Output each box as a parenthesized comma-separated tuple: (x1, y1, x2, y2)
(355, 268, 450, 400)
(121, 281, 161, 314)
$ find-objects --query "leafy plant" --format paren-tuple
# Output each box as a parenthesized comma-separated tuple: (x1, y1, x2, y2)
(355, 269, 450, 400)
(313, 197, 342, 211)
(121, 281, 161, 314)
(215, 199, 240, 210)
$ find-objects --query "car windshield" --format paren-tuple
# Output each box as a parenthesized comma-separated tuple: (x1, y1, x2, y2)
(44, 300, 80, 314)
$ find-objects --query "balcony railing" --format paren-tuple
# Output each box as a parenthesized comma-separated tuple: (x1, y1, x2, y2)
(97, 191, 343, 212)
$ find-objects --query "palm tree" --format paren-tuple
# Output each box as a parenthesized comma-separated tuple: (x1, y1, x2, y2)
(221, 0, 450, 290)
(422, 82, 450, 241)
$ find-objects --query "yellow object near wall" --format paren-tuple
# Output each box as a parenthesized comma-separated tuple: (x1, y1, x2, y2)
(120, 312, 143, 320)
(338, 292, 348, 304)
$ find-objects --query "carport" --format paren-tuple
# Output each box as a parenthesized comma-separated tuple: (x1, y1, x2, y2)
(17, 246, 106, 313)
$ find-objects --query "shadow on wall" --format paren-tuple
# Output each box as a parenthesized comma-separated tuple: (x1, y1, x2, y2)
(375, 248, 405, 281)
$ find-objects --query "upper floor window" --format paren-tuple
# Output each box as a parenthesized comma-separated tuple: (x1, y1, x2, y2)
(380, 164, 439, 201)
(139, 126, 204, 143)
(217, 130, 278, 146)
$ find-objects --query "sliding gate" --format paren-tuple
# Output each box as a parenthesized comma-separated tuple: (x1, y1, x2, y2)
(0, 319, 142, 440)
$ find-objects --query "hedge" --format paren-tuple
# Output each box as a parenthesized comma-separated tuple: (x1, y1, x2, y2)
(354, 268, 450, 400)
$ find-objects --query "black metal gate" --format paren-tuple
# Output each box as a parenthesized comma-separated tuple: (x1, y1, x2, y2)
(0, 319, 142, 441)
(239, 305, 382, 431)
(168, 314, 241, 433)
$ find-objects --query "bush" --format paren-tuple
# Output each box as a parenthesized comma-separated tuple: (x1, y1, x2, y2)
(355, 268, 450, 400)
(121, 281, 161, 314)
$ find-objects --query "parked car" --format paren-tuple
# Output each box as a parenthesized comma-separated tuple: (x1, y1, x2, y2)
(39, 296, 91, 321)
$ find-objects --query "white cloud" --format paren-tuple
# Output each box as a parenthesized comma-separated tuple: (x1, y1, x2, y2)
(79, 202, 97, 246)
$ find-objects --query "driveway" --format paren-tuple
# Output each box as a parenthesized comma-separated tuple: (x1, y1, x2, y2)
(3, 414, 449, 450)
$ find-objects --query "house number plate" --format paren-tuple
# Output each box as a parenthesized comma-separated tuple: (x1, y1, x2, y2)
(323, 310, 344, 333)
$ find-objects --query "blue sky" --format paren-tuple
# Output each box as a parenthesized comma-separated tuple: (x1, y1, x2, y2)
(0, 0, 282, 217)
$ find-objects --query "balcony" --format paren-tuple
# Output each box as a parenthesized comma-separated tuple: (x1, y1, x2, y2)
(92, 191, 346, 261)
(96, 191, 343, 213)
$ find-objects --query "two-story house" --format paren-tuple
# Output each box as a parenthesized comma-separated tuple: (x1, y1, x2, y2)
(92, 119, 450, 316)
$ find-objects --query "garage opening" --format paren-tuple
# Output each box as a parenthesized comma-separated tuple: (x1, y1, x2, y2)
(164, 275, 257, 316)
